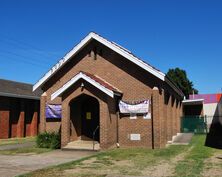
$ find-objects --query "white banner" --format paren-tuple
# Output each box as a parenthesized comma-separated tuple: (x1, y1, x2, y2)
(119, 100, 150, 114)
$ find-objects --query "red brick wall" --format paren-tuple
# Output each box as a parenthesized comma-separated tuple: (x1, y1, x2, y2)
(0, 96, 40, 139)
(0, 97, 10, 139)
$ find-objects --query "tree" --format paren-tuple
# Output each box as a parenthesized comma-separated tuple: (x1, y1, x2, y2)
(166, 68, 198, 98)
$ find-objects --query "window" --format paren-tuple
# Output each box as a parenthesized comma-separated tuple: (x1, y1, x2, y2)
(130, 113, 137, 119)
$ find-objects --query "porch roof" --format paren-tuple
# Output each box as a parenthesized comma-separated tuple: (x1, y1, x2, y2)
(51, 71, 122, 100)
(182, 99, 204, 105)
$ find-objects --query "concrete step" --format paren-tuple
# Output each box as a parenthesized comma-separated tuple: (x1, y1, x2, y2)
(167, 133, 193, 145)
(62, 140, 100, 151)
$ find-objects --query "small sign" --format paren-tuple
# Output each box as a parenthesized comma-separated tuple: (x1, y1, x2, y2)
(130, 134, 141, 141)
(86, 112, 91, 120)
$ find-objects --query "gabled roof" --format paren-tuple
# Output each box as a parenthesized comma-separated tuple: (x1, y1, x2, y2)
(33, 32, 183, 97)
(0, 79, 42, 100)
(51, 71, 122, 100)
(33, 32, 165, 91)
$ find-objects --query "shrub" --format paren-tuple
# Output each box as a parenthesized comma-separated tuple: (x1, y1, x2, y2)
(36, 131, 61, 149)
(50, 132, 61, 149)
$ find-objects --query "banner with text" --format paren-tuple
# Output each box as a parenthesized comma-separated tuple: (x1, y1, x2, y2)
(119, 100, 150, 114)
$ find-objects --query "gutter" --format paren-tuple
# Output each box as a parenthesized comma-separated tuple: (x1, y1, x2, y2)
(165, 76, 184, 97)
(0, 92, 40, 100)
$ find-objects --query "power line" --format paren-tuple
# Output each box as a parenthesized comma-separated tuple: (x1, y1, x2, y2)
(0, 33, 60, 59)
(0, 39, 57, 62)
(0, 52, 50, 68)
(0, 49, 50, 65)
(0, 33, 66, 70)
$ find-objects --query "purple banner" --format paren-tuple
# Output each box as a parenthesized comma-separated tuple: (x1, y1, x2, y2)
(46, 104, 62, 118)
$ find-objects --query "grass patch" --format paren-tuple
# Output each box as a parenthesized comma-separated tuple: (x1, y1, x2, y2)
(19, 142, 188, 177)
(0, 136, 51, 155)
(18, 135, 218, 177)
(0, 137, 36, 146)
(0, 146, 52, 155)
(174, 135, 215, 177)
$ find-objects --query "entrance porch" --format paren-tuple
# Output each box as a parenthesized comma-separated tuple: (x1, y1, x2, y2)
(63, 94, 100, 150)
(51, 71, 122, 149)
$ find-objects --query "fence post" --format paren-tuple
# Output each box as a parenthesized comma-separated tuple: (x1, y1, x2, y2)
(204, 115, 208, 134)
(180, 116, 183, 133)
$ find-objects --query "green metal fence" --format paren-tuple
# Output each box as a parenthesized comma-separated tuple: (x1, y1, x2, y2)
(181, 116, 207, 134)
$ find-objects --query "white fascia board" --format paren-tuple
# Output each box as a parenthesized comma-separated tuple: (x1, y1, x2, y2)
(51, 74, 81, 100)
(182, 99, 204, 105)
(33, 34, 94, 91)
(51, 72, 114, 100)
(33, 32, 165, 91)
(182, 99, 204, 103)
(165, 77, 184, 97)
(83, 74, 114, 98)
(91, 33, 165, 81)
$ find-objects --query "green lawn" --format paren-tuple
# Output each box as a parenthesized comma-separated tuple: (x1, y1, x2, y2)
(0, 147, 52, 155)
(18, 135, 222, 177)
(174, 135, 215, 177)
(0, 137, 52, 155)
(0, 137, 36, 146)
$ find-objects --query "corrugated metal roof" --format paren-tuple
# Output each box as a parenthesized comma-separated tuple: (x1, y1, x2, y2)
(81, 71, 121, 93)
(0, 79, 42, 100)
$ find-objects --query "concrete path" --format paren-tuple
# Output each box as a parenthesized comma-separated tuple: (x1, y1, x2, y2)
(172, 133, 194, 145)
(0, 142, 35, 150)
(0, 150, 96, 177)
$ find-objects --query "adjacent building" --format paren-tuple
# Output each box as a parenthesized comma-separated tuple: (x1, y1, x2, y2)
(0, 79, 41, 139)
(183, 93, 222, 148)
(183, 93, 222, 128)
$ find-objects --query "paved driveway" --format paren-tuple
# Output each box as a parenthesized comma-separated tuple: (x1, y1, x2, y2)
(0, 150, 95, 177)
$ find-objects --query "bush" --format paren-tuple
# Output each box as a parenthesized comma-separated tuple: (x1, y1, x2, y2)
(50, 132, 61, 149)
(36, 132, 61, 149)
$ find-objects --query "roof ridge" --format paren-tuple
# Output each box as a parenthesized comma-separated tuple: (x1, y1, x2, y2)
(0, 78, 33, 86)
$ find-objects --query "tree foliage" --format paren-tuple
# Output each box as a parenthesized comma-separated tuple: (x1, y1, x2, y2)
(166, 68, 198, 98)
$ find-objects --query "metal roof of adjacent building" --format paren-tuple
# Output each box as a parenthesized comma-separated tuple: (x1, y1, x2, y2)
(0, 79, 42, 100)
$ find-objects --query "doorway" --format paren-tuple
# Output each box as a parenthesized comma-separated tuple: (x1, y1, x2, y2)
(70, 94, 100, 142)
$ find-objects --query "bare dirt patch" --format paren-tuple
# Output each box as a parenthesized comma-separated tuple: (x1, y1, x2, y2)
(82, 157, 97, 164)
(64, 157, 135, 177)
(142, 147, 192, 177)
(64, 147, 192, 177)
(202, 150, 222, 177)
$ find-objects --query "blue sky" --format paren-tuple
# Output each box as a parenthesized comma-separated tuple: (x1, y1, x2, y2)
(0, 0, 221, 93)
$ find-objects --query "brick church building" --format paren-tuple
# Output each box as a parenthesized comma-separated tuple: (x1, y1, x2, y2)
(33, 32, 184, 149)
